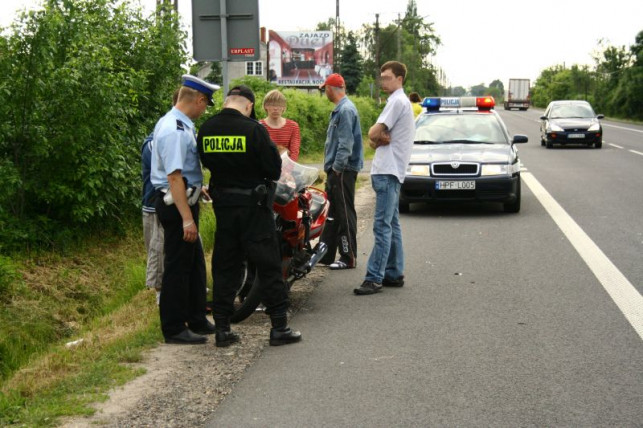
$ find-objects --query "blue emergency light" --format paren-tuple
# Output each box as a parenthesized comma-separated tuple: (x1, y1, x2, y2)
(421, 97, 441, 110)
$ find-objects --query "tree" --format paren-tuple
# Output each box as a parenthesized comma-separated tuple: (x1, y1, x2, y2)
(529, 30, 642, 119)
(608, 30, 643, 119)
(631, 30, 643, 66)
(339, 32, 364, 93)
(449, 86, 467, 97)
(0, 0, 188, 250)
(359, 0, 441, 97)
(489, 79, 504, 93)
(530, 65, 566, 107)
(190, 61, 223, 85)
(594, 41, 631, 86)
(470, 84, 487, 96)
(317, 18, 347, 71)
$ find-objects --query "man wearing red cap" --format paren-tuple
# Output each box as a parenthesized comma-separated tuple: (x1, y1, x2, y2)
(318, 73, 364, 270)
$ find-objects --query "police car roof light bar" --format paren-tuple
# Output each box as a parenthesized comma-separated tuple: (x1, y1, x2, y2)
(421, 96, 495, 112)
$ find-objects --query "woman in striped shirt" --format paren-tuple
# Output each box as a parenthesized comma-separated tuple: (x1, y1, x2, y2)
(260, 90, 301, 161)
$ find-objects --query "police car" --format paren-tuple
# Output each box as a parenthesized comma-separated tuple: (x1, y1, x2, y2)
(400, 96, 528, 213)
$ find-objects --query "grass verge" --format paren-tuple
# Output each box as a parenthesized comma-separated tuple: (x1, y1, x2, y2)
(0, 143, 370, 426)
(0, 283, 161, 427)
(0, 204, 217, 427)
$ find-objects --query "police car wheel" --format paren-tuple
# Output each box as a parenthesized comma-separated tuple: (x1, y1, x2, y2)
(503, 179, 521, 213)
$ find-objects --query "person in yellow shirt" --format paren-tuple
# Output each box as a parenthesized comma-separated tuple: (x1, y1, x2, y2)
(409, 92, 422, 118)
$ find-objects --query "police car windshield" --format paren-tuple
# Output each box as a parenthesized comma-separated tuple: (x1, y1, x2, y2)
(414, 114, 506, 144)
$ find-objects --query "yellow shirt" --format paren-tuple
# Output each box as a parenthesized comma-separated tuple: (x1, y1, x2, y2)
(412, 102, 422, 118)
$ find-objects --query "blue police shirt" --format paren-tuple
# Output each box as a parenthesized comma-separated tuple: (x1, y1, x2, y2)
(150, 107, 203, 189)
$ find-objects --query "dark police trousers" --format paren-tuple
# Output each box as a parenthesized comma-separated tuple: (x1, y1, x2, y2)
(155, 197, 207, 338)
(211, 201, 289, 317)
(319, 170, 358, 266)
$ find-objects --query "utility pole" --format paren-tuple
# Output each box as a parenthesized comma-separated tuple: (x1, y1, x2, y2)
(374, 13, 380, 100)
(335, 0, 340, 71)
(396, 13, 401, 61)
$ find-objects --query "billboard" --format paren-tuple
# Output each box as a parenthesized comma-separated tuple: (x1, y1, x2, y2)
(268, 30, 333, 87)
(192, 0, 260, 62)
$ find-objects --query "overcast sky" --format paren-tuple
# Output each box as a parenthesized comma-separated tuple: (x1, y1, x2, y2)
(2, 0, 641, 89)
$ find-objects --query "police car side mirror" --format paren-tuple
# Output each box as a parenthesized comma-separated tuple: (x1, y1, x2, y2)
(596, 114, 604, 119)
(539, 115, 547, 120)
(512, 135, 528, 144)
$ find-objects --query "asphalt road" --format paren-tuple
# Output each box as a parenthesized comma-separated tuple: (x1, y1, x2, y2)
(206, 109, 643, 427)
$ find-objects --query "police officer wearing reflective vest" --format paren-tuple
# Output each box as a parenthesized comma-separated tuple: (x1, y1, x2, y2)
(197, 85, 301, 347)
(150, 75, 218, 344)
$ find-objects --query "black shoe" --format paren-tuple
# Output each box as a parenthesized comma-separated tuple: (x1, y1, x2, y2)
(382, 275, 405, 287)
(190, 320, 216, 335)
(213, 315, 240, 347)
(215, 330, 240, 347)
(353, 280, 382, 295)
(269, 327, 302, 346)
(165, 329, 207, 345)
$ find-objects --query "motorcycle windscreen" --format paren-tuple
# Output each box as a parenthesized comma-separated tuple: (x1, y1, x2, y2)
(274, 152, 320, 205)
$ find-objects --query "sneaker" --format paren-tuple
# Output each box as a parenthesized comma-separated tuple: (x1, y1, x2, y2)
(382, 275, 405, 287)
(329, 260, 355, 270)
(353, 280, 382, 295)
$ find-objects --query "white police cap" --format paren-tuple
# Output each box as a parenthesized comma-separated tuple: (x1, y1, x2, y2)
(181, 74, 220, 106)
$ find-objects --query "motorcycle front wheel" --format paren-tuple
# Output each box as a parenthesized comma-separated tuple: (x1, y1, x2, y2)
(230, 262, 262, 323)
(229, 258, 293, 323)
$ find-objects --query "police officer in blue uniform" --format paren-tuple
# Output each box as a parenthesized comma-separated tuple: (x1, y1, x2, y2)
(151, 75, 219, 344)
(197, 85, 302, 347)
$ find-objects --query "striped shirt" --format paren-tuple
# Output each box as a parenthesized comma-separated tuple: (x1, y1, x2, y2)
(260, 118, 301, 161)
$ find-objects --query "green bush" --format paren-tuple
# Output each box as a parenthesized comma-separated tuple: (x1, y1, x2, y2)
(0, 0, 187, 252)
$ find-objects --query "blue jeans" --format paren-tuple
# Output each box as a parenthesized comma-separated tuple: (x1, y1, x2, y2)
(365, 174, 404, 283)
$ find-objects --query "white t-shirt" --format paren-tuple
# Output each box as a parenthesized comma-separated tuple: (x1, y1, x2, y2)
(370, 88, 415, 183)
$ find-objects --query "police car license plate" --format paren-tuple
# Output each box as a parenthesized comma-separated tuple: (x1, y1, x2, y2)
(436, 181, 475, 190)
(568, 133, 585, 139)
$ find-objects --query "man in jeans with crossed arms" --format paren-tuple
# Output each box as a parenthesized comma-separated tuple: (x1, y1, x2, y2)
(354, 61, 415, 295)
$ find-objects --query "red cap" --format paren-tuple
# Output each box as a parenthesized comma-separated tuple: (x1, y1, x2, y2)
(320, 73, 345, 89)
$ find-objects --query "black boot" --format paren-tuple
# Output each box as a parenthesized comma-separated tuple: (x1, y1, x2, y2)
(269, 313, 302, 346)
(214, 315, 240, 348)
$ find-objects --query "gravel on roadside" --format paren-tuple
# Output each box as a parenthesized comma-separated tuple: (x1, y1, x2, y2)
(59, 179, 373, 428)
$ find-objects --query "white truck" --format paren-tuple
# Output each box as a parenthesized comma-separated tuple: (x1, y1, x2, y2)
(504, 78, 530, 110)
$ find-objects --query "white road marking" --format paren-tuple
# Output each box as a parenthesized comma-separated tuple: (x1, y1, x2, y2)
(630, 150, 643, 156)
(522, 172, 643, 341)
(609, 143, 624, 149)
(603, 123, 643, 133)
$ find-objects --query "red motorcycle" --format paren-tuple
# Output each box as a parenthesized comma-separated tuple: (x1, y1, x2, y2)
(230, 154, 329, 322)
